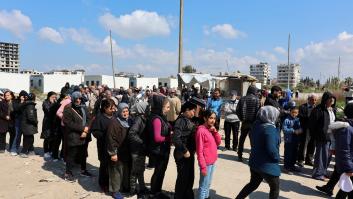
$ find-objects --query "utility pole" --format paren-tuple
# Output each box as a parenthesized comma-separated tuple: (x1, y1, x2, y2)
(177, 0, 184, 89)
(109, 30, 116, 89)
(338, 56, 341, 80)
(287, 33, 291, 90)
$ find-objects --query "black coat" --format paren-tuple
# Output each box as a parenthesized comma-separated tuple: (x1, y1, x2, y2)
(0, 101, 9, 133)
(21, 101, 38, 135)
(172, 115, 196, 159)
(63, 104, 91, 147)
(41, 100, 58, 139)
(236, 93, 260, 123)
(106, 118, 130, 162)
(90, 113, 114, 161)
(128, 115, 147, 155)
(298, 103, 315, 133)
(309, 92, 336, 143)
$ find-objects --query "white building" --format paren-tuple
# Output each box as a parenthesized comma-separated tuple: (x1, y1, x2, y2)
(158, 77, 178, 88)
(31, 73, 84, 93)
(250, 62, 271, 85)
(0, 72, 30, 93)
(277, 63, 301, 88)
(130, 77, 158, 89)
(84, 75, 130, 89)
(0, 42, 20, 73)
(20, 69, 43, 75)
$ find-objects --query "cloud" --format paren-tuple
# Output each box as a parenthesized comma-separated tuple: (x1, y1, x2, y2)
(99, 10, 171, 39)
(294, 31, 353, 79)
(38, 27, 64, 44)
(205, 24, 246, 39)
(0, 9, 32, 38)
(256, 51, 278, 63)
(274, 46, 287, 55)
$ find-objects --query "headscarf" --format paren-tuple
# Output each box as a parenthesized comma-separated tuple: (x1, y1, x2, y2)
(71, 91, 87, 126)
(257, 106, 280, 125)
(131, 101, 148, 115)
(117, 102, 130, 128)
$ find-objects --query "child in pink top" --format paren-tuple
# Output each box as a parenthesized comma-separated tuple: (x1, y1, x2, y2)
(196, 110, 221, 199)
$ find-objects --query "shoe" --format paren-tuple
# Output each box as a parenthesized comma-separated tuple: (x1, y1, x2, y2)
(19, 153, 28, 158)
(283, 168, 293, 175)
(80, 170, 93, 177)
(52, 159, 59, 162)
(305, 161, 314, 166)
(296, 161, 304, 168)
(64, 172, 75, 182)
(315, 185, 333, 196)
(44, 152, 51, 160)
(28, 151, 35, 156)
(232, 147, 237, 152)
(11, 152, 18, 156)
(238, 156, 243, 162)
(112, 192, 124, 199)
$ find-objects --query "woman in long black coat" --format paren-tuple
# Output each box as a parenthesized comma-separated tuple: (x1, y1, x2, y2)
(90, 99, 116, 192)
(63, 91, 92, 181)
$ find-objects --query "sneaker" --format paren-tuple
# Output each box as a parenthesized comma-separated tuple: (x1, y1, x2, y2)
(64, 172, 75, 182)
(315, 185, 333, 196)
(11, 152, 18, 156)
(296, 161, 304, 168)
(112, 192, 124, 199)
(28, 151, 35, 156)
(19, 153, 28, 158)
(305, 160, 314, 166)
(80, 170, 93, 177)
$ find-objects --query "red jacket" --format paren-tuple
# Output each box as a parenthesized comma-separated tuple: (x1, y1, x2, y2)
(196, 124, 221, 174)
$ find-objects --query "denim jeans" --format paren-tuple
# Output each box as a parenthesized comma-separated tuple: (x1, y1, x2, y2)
(198, 164, 215, 199)
(10, 118, 22, 153)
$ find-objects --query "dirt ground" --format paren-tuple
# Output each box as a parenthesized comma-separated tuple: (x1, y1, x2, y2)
(0, 101, 338, 199)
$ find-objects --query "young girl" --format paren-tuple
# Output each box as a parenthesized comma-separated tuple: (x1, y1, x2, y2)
(196, 110, 221, 199)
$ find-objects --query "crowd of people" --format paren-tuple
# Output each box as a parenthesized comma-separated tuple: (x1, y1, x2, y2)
(1, 82, 353, 199)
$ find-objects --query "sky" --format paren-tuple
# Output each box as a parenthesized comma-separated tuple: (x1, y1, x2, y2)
(1, 0, 353, 81)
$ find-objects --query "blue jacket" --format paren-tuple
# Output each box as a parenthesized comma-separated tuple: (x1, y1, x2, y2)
(207, 98, 223, 118)
(249, 120, 281, 177)
(334, 120, 353, 174)
(282, 116, 301, 143)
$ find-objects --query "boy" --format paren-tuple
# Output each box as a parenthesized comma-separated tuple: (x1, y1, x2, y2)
(283, 106, 302, 174)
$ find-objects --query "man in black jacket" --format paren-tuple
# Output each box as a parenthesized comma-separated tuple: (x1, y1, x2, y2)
(297, 94, 318, 167)
(264, 86, 282, 109)
(172, 101, 197, 199)
(236, 85, 260, 162)
(310, 91, 336, 181)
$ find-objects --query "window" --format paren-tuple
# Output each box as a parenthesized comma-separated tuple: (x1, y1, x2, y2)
(38, 79, 42, 87)
(86, 81, 89, 86)
(96, 81, 100, 86)
(30, 80, 33, 87)
(164, 83, 167, 87)
(91, 81, 94, 86)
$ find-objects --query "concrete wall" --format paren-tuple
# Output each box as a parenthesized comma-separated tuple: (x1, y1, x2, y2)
(158, 78, 178, 88)
(84, 75, 129, 89)
(32, 74, 84, 93)
(130, 77, 158, 89)
(0, 72, 30, 93)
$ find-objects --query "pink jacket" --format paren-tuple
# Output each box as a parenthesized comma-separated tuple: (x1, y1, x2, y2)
(196, 124, 221, 174)
(56, 98, 71, 126)
(152, 118, 171, 143)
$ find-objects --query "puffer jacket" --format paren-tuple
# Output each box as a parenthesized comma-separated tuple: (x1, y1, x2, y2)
(334, 120, 353, 174)
(21, 101, 38, 135)
(236, 86, 260, 123)
(172, 115, 196, 159)
(223, 99, 239, 123)
(128, 115, 147, 155)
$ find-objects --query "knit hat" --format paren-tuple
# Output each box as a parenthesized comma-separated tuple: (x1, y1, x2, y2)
(344, 102, 353, 119)
(47, 91, 57, 100)
(19, 90, 29, 98)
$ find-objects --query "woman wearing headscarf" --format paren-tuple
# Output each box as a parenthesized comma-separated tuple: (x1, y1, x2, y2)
(41, 91, 57, 160)
(236, 106, 281, 199)
(63, 91, 92, 181)
(128, 101, 150, 197)
(107, 102, 132, 199)
(91, 99, 116, 192)
(147, 95, 171, 198)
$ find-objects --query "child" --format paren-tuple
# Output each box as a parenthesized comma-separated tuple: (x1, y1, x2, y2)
(196, 110, 221, 199)
(283, 106, 302, 174)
